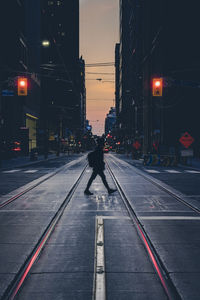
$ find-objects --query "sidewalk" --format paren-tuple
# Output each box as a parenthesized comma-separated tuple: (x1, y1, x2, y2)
(0, 152, 68, 170)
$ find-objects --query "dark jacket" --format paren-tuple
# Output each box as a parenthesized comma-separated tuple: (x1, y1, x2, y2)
(93, 147, 105, 171)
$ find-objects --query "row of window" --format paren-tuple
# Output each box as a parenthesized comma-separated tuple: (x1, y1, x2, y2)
(48, 1, 62, 6)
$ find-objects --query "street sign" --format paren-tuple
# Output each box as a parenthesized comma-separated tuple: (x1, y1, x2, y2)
(181, 149, 194, 157)
(2, 90, 14, 96)
(179, 132, 194, 148)
(133, 141, 141, 150)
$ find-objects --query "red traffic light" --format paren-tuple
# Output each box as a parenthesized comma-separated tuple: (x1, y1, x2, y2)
(19, 80, 26, 87)
(155, 80, 161, 87)
(152, 78, 163, 96)
(18, 77, 28, 96)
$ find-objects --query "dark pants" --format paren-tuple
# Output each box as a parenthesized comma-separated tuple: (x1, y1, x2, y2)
(86, 169, 110, 191)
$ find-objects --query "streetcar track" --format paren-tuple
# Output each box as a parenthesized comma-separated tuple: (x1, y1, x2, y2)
(2, 164, 88, 300)
(0, 157, 85, 209)
(106, 161, 181, 300)
(110, 155, 200, 214)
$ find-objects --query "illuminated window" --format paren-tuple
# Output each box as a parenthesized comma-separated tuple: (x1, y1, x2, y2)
(48, 1, 54, 5)
(61, 32, 65, 36)
(57, 1, 62, 5)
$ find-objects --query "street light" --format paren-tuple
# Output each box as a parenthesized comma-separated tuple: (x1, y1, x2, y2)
(42, 40, 50, 47)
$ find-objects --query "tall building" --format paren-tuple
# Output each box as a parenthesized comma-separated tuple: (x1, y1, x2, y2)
(41, 0, 81, 146)
(79, 57, 86, 135)
(117, 0, 200, 156)
(115, 43, 120, 135)
(141, 1, 200, 155)
(118, 0, 132, 137)
(0, 0, 41, 156)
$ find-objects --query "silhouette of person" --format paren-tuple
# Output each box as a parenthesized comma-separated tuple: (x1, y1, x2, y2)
(84, 139, 117, 195)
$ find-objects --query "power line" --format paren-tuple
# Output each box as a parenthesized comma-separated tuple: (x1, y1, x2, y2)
(87, 99, 114, 101)
(86, 72, 115, 75)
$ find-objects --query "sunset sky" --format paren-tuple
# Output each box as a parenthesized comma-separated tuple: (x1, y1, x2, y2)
(80, 0, 119, 135)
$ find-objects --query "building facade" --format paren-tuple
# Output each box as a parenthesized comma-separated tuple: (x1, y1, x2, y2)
(41, 0, 81, 149)
(117, 0, 200, 156)
(0, 0, 41, 157)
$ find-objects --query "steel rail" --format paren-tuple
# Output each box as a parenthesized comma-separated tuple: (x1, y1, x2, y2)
(106, 161, 181, 300)
(2, 164, 88, 300)
(122, 158, 200, 215)
(0, 158, 83, 209)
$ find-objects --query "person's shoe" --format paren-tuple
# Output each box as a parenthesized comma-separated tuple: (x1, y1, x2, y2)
(84, 189, 93, 195)
(108, 188, 117, 194)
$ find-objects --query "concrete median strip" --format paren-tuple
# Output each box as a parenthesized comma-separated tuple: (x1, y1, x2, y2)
(94, 216, 106, 300)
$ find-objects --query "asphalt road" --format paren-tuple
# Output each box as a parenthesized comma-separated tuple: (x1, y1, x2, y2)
(0, 154, 83, 196)
(1, 154, 200, 299)
(116, 153, 200, 199)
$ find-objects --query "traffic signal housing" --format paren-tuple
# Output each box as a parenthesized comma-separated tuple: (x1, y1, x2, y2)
(18, 77, 28, 96)
(152, 78, 163, 96)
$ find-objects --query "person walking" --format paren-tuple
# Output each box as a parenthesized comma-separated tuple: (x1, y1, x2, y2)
(84, 139, 117, 195)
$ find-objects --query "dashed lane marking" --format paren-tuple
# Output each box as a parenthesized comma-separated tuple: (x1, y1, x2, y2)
(24, 170, 38, 173)
(146, 170, 160, 173)
(165, 170, 181, 173)
(2, 169, 21, 173)
(184, 170, 200, 174)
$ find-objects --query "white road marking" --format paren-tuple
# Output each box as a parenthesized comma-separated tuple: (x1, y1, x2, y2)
(24, 170, 38, 173)
(140, 216, 200, 220)
(100, 216, 130, 220)
(185, 170, 200, 174)
(165, 170, 181, 173)
(3, 169, 21, 173)
(146, 170, 160, 173)
(94, 216, 106, 300)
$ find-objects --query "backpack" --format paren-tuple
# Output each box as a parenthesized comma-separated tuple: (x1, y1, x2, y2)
(87, 151, 96, 167)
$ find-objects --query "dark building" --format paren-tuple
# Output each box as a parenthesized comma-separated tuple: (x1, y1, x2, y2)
(79, 57, 86, 135)
(141, 1, 200, 155)
(105, 107, 116, 136)
(41, 0, 81, 148)
(117, 0, 200, 157)
(118, 0, 132, 137)
(0, 0, 41, 157)
(115, 43, 120, 135)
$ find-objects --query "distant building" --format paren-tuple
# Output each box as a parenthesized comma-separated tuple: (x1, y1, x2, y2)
(105, 107, 116, 135)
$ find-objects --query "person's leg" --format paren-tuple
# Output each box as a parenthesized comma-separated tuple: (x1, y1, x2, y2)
(98, 170, 110, 190)
(85, 170, 97, 194)
(98, 170, 117, 194)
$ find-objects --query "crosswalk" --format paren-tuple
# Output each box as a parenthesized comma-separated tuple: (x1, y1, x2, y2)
(2, 169, 39, 174)
(145, 169, 200, 174)
(2, 168, 200, 175)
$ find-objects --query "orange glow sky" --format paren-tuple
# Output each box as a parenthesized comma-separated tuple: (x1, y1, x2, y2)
(80, 0, 119, 135)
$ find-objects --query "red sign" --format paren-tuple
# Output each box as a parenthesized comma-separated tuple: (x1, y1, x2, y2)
(133, 141, 141, 150)
(179, 132, 194, 148)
